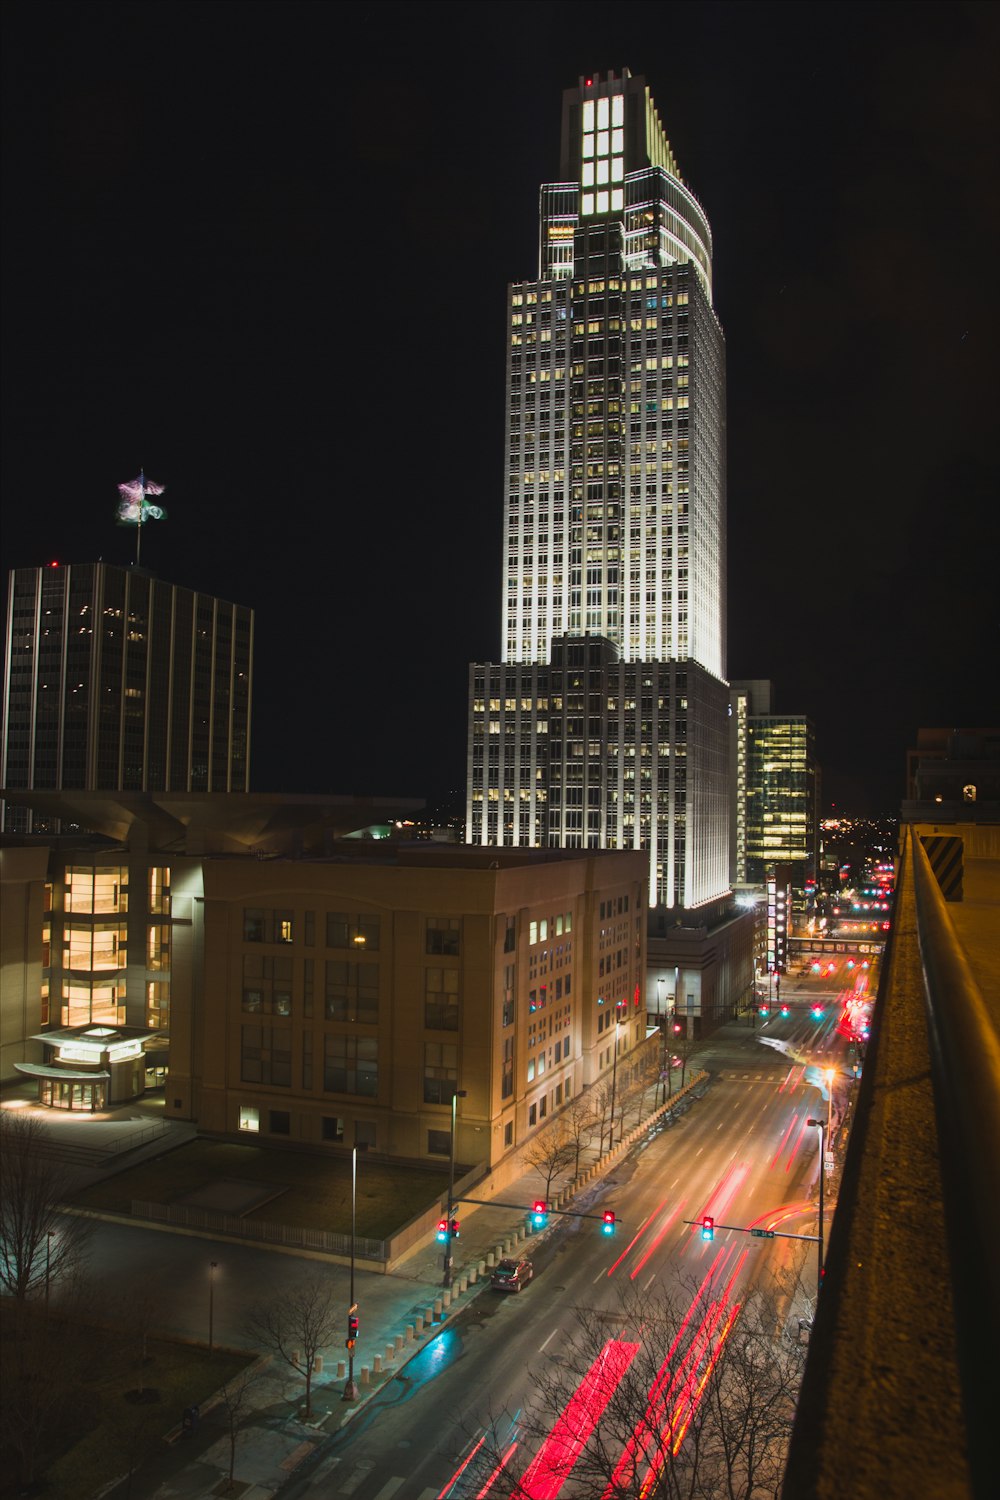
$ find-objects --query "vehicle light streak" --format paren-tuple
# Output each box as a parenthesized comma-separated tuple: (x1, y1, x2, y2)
(606, 1198, 668, 1276)
(514, 1338, 639, 1499)
(769, 1114, 799, 1171)
(473, 1440, 519, 1498)
(628, 1200, 686, 1280)
(785, 1115, 813, 1173)
(601, 1297, 721, 1497)
(438, 1433, 486, 1497)
(747, 1200, 812, 1233)
(695, 1161, 748, 1229)
(637, 1301, 742, 1498)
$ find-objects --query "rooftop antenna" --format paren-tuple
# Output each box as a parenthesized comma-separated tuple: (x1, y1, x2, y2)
(117, 469, 166, 565)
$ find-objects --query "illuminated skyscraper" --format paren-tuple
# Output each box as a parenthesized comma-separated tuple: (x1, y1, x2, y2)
(467, 70, 729, 909)
(1, 562, 253, 832)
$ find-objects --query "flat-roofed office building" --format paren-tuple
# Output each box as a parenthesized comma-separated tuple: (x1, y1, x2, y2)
(2, 561, 253, 832)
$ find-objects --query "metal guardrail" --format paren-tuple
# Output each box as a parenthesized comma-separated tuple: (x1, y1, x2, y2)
(784, 825, 996, 1500)
(911, 824, 1000, 1499)
(130, 1198, 386, 1261)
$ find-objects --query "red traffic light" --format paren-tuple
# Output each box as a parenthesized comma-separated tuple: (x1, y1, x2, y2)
(436, 1217, 449, 1242)
(450, 1218, 460, 1238)
(700, 1215, 715, 1241)
(347, 1313, 359, 1337)
(531, 1200, 549, 1227)
(602, 1210, 616, 1235)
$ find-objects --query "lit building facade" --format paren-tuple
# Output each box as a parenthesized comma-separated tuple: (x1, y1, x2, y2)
(2, 794, 648, 1171)
(1, 562, 253, 832)
(467, 70, 729, 911)
(745, 717, 817, 889)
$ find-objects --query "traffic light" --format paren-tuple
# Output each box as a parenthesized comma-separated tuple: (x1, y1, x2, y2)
(780, 1004, 790, 1016)
(811, 1004, 824, 1020)
(531, 1200, 548, 1229)
(436, 1217, 449, 1242)
(602, 1210, 616, 1236)
(759, 1004, 769, 1016)
(672, 1021, 683, 1036)
(346, 1311, 359, 1351)
(700, 1216, 715, 1241)
(450, 1218, 461, 1239)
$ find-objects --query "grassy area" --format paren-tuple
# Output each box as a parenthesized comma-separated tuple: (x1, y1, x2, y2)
(71, 1138, 451, 1239)
(1, 1303, 250, 1500)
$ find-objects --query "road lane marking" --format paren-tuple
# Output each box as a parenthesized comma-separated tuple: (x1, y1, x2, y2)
(539, 1327, 558, 1352)
(643, 1273, 657, 1292)
(372, 1480, 407, 1500)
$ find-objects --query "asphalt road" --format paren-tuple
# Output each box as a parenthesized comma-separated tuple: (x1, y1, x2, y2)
(277, 1015, 851, 1499)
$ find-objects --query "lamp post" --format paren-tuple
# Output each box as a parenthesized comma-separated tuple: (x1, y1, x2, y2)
(208, 1261, 217, 1353)
(824, 1067, 835, 1140)
(807, 1119, 825, 1301)
(442, 1088, 467, 1288)
(607, 1005, 623, 1153)
(343, 1141, 368, 1400)
(659, 1015, 667, 1107)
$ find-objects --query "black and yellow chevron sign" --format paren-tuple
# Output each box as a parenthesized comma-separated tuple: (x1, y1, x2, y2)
(920, 835, 964, 901)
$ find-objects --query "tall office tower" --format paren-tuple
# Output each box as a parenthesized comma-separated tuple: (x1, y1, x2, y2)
(1, 562, 253, 832)
(467, 70, 729, 909)
(730, 680, 818, 895)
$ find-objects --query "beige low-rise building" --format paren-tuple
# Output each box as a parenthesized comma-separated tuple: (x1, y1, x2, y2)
(1, 793, 648, 1173)
(190, 843, 647, 1172)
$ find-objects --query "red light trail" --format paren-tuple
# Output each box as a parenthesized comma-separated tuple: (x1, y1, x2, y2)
(513, 1338, 639, 1499)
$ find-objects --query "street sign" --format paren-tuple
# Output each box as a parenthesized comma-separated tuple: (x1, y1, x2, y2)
(824, 1154, 835, 1174)
(749, 1228, 776, 1239)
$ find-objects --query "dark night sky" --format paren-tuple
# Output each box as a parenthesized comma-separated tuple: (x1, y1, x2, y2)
(2, 1, 998, 818)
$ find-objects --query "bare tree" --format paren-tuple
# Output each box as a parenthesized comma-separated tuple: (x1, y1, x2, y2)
(245, 1273, 339, 1417)
(116, 1287, 162, 1398)
(589, 1080, 617, 1155)
(217, 1361, 268, 1491)
(464, 1277, 805, 1500)
(0, 1111, 91, 1303)
(521, 1131, 574, 1204)
(0, 1289, 93, 1489)
(563, 1093, 598, 1179)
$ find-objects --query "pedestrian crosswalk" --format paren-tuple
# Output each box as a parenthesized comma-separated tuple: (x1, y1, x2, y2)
(310, 1455, 439, 1498)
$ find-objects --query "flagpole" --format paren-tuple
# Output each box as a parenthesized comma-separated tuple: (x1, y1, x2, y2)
(136, 470, 145, 566)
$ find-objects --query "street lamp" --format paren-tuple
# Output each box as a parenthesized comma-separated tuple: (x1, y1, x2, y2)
(343, 1140, 368, 1400)
(208, 1261, 218, 1353)
(807, 1119, 825, 1302)
(607, 1004, 624, 1153)
(442, 1088, 467, 1289)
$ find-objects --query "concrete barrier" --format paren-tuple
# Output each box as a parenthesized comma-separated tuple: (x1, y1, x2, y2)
(384, 1344, 394, 1363)
(459, 1275, 468, 1294)
(433, 1298, 443, 1320)
(361, 1366, 370, 1386)
(373, 1354, 383, 1374)
(337, 1360, 346, 1379)
(406, 1324, 415, 1343)
(394, 1334, 404, 1354)
(415, 1314, 424, 1335)
(469, 1267, 478, 1284)
(486, 1251, 495, 1268)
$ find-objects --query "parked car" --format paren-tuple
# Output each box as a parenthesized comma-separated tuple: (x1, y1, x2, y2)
(491, 1256, 534, 1292)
